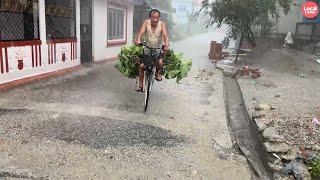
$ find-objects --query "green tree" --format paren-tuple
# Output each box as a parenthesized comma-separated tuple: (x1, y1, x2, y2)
(195, 0, 292, 47)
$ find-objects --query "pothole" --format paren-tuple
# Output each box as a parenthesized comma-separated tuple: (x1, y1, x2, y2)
(30, 115, 187, 148)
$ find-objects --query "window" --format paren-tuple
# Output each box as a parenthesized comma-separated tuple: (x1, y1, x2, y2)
(172, 8, 177, 13)
(107, 7, 125, 41)
(178, 5, 186, 12)
(0, 0, 39, 41)
(45, 0, 76, 39)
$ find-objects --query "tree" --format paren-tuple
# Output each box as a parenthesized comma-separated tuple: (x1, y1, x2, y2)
(195, 0, 292, 48)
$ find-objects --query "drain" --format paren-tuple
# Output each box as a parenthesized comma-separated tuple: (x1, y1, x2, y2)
(223, 74, 273, 179)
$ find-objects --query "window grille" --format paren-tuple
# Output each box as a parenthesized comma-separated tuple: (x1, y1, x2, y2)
(45, 0, 76, 39)
(108, 7, 125, 40)
(0, 0, 39, 41)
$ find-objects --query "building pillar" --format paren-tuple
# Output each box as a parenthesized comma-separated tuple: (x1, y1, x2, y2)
(76, 0, 81, 59)
(38, 0, 47, 65)
(38, 0, 47, 43)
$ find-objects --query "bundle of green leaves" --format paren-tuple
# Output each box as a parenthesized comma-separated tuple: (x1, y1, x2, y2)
(163, 50, 192, 83)
(116, 45, 192, 83)
(115, 45, 142, 78)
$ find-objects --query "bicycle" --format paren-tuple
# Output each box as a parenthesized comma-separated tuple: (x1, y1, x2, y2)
(137, 42, 165, 112)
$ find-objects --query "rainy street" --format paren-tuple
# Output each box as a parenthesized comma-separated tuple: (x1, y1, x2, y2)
(0, 32, 251, 179)
(1, 0, 318, 178)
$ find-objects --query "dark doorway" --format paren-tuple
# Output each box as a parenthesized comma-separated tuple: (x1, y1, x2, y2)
(80, 0, 92, 64)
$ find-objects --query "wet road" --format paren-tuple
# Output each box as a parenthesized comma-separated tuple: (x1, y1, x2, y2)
(0, 32, 250, 179)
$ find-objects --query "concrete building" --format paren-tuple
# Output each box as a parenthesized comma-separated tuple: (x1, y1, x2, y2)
(172, 0, 198, 24)
(0, 0, 135, 89)
(275, 0, 319, 37)
(275, 2, 303, 34)
(93, 0, 134, 63)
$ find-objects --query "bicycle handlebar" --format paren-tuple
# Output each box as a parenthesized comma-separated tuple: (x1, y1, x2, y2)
(137, 42, 167, 50)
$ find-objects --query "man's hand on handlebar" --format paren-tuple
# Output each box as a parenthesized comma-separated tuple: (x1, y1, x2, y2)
(135, 40, 142, 46)
(135, 42, 169, 53)
(162, 45, 169, 54)
(135, 41, 145, 46)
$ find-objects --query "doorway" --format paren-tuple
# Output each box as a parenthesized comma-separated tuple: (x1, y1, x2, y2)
(80, 0, 93, 64)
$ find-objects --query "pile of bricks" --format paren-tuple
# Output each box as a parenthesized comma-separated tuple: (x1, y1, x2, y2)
(208, 41, 230, 60)
(239, 65, 261, 78)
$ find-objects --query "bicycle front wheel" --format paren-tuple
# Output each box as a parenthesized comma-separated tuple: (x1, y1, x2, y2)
(144, 75, 152, 112)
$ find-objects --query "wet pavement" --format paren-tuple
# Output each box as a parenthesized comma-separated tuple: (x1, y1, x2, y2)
(0, 32, 250, 179)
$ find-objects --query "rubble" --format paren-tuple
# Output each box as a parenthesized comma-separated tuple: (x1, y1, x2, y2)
(281, 149, 297, 161)
(255, 118, 273, 128)
(239, 65, 262, 79)
(237, 46, 320, 179)
(264, 142, 290, 153)
(283, 160, 311, 180)
(255, 104, 271, 111)
(252, 111, 266, 119)
(263, 127, 285, 142)
(312, 145, 320, 151)
(254, 118, 268, 131)
(270, 163, 284, 172)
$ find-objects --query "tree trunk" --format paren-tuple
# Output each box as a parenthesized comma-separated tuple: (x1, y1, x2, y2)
(249, 28, 256, 48)
(235, 33, 243, 63)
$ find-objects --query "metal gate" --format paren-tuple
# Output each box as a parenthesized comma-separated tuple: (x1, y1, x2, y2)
(133, 6, 149, 39)
(295, 22, 320, 42)
(80, 0, 92, 64)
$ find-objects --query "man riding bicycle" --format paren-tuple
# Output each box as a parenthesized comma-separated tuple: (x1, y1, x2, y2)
(135, 8, 169, 92)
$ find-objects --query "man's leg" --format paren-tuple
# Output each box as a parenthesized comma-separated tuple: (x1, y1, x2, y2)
(155, 58, 163, 81)
(137, 63, 145, 91)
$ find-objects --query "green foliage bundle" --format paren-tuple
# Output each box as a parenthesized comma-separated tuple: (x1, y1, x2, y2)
(162, 49, 192, 83)
(116, 45, 192, 83)
(115, 45, 142, 78)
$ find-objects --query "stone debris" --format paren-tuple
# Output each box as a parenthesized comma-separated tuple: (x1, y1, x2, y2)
(264, 142, 290, 153)
(263, 127, 285, 142)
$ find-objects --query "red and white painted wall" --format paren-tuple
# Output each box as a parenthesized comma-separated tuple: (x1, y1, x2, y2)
(0, 0, 81, 86)
(0, 0, 136, 88)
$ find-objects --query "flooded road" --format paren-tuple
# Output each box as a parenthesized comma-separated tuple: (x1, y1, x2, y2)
(0, 32, 250, 179)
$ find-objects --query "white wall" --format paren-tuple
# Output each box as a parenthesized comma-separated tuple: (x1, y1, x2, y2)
(0, 0, 81, 84)
(172, 0, 194, 24)
(92, 0, 134, 62)
(275, 3, 302, 34)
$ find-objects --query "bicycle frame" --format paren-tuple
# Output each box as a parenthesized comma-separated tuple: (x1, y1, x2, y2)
(139, 43, 163, 112)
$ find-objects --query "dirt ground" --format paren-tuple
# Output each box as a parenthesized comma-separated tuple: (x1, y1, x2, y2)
(237, 40, 320, 152)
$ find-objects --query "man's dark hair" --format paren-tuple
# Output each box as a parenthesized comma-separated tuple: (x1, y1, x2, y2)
(149, 9, 160, 18)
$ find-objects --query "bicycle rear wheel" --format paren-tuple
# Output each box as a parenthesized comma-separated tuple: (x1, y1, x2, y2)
(144, 75, 151, 112)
